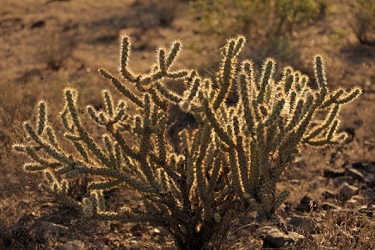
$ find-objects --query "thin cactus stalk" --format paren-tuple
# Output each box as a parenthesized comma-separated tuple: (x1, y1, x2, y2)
(13, 35, 362, 250)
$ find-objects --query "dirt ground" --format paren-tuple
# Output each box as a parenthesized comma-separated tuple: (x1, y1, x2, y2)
(1, 0, 375, 249)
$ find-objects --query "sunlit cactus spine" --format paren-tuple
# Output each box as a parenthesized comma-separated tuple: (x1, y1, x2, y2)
(13, 34, 362, 250)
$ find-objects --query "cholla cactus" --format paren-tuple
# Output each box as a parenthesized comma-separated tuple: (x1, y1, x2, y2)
(13, 35, 361, 250)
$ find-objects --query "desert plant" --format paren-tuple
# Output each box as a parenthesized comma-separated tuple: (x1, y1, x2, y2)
(189, 0, 328, 39)
(13, 35, 361, 249)
(35, 25, 76, 70)
(352, 0, 375, 45)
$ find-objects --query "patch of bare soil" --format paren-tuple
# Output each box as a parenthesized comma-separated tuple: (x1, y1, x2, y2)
(1, 0, 375, 249)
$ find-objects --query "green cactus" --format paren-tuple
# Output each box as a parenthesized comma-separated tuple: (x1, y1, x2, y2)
(14, 35, 361, 250)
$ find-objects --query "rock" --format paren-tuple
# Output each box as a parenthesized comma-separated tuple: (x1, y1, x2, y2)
(363, 187, 375, 199)
(333, 176, 353, 187)
(39, 221, 69, 235)
(61, 240, 85, 250)
(296, 196, 318, 212)
(322, 190, 336, 199)
(321, 202, 340, 211)
(323, 168, 345, 178)
(152, 228, 160, 235)
(351, 194, 366, 203)
(287, 215, 318, 234)
(369, 178, 375, 188)
(30, 20, 45, 29)
(130, 224, 143, 237)
(352, 162, 367, 171)
(345, 198, 359, 208)
(339, 183, 359, 200)
(255, 226, 304, 248)
(365, 173, 375, 185)
(345, 167, 365, 182)
(359, 205, 375, 217)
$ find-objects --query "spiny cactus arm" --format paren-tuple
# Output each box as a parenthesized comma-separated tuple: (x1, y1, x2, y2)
(335, 87, 362, 104)
(228, 148, 243, 197)
(24, 146, 63, 169)
(212, 36, 245, 110)
(257, 58, 276, 104)
(237, 71, 256, 137)
(201, 96, 235, 148)
(195, 125, 213, 217)
(272, 190, 290, 212)
(186, 77, 201, 102)
(206, 149, 223, 195)
(73, 163, 158, 193)
(313, 55, 328, 104)
(15, 122, 73, 165)
(263, 99, 285, 126)
(39, 170, 81, 210)
(285, 94, 314, 132)
(248, 139, 261, 195)
(102, 90, 114, 117)
(264, 124, 279, 158)
(64, 88, 112, 167)
(154, 81, 183, 104)
(231, 115, 252, 195)
(320, 86, 362, 109)
(36, 100, 47, 135)
(134, 39, 188, 86)
(151, 121, 181, 184)
(180, 131, 196, 192)
(136, 111, 160, 190)
(320, 88, 345, 109)
(87, 178, 124, 191)
(236, 135, 253, 194)
(119, 35, 139, 82)
(303, 103, 340, 142)
(44, 125, 60, 149)
(99, 69, 143, 107)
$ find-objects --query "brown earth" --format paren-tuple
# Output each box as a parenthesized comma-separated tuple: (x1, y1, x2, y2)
(1, 0, 375, 249)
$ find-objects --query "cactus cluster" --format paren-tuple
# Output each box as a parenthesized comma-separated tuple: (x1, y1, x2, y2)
(14, 35, 361, 250)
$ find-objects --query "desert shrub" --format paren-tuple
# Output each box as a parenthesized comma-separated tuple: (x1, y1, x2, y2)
(189, 0, 328, 67)
(35, 25, 76, 71)
(190, 0, 327, 39)
(13, 35, 361, 250)
(351, 0, 375, 45)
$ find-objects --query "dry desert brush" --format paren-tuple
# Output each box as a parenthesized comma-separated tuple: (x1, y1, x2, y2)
(13, 35, 361, 249)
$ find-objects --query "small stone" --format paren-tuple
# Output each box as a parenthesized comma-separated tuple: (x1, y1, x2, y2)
(323, 168, 345, 178)
(296, 196, 318, 212)
(321, 202, 340, 211)
(39, 221, 69, 235)
(339, 183, 359, 200)
(61, 240, 85, 250)
(255, 226, 304, 248)
(365, 174, 375, 185)
(351, 194, 365, 203)
(130, 224, 143, 237)
(287, 215, 318, 234)
(363, 188, 375, 199)
(333, 176, 353, 187)
(345, 168, 365, 182)
(345, 199, 358, 208)
(359, 205, 375, 217)
(352, 162, 367, 171)
(130, 240, 138, 245)
(322, 190, 336, 199)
